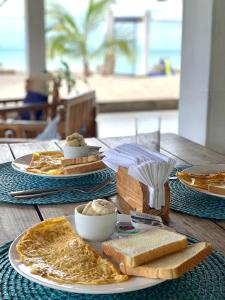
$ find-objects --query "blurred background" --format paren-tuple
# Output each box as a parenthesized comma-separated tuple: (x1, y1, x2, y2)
(0, 0, 181, 139)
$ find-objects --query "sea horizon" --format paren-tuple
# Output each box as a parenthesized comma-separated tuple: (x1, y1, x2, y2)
(0, 18, 182, 75)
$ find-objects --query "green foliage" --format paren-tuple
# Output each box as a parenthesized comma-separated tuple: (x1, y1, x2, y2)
(47, 0, 133, 76)
(48, 60, 76, 95)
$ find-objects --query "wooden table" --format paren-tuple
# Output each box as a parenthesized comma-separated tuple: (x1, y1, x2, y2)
(1, 133, 225, 255)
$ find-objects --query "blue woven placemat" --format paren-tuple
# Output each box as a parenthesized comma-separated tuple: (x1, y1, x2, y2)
(0, 162, 116, 205)
(169, 165, 225, 220)
(1, 239, 225, 300)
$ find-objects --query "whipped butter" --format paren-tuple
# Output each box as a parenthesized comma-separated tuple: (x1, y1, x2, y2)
(65, 133, 87, 147)
(82, 199, 116, 216)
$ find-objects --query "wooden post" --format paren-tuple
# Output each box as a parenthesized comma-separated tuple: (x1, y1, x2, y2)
(106, 10, 114, 40)
(179, 0, 225, 154)
(144, 11, 151, 75)
(25, 0, 46, 76)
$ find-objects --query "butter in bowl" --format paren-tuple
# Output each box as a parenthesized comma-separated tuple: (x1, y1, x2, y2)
(62, 132, 89, 158)
(74, 199, 117, 242)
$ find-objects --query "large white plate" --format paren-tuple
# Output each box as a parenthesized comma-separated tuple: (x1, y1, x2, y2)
(9, 214, 164, 294)
(12, 153, 107, 179)
(179, 164, 225, 198)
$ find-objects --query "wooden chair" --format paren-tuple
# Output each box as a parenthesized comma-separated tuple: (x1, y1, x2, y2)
(0, 90, 97, 139)
(58, 90, 97, 138)
(0, 75, 60, 138)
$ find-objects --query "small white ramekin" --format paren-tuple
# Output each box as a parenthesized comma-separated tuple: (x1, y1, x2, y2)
(74, 204, 117, 242)
(62, 145, 89, 158)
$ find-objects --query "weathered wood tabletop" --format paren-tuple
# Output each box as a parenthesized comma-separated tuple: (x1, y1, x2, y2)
(0, 133, 225, 255)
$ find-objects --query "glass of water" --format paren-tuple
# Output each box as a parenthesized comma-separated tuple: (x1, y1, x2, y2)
(134, 116, 161, 152)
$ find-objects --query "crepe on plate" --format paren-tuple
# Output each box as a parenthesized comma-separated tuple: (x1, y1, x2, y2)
(16, 217, 128, 284)
(26, 151, 104, 175)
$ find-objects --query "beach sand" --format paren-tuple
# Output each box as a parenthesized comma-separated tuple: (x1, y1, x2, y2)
(0, 72, 179, 137)
(0, 72, 180, 103)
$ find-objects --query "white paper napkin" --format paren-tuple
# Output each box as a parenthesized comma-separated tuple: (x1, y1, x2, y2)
(103, 143, 175, 209)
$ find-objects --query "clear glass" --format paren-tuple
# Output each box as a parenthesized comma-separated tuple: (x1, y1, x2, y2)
(134, 116, 161, 151)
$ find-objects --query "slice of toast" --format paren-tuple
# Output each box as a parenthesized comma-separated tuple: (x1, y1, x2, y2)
(120, 242, 211, 279)
(62, 154, 102, 166)
(63, 160, 106, 174)
(177, 167, 225, 179)
(208, 184, 225, 195)
(102, 229, 188, 268)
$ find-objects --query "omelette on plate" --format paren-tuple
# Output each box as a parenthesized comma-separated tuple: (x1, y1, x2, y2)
(16, 217, 128, 284)
(26, 151, 64, 175)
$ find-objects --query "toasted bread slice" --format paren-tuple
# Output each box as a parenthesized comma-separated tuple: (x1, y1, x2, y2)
(177, 171, 225, 190)
(63, 160, 106, 174)
(120, 242, 211, 279)
(62, 154, 102, 167)
(177, 167, 225, 179)
(208, 184, 225, 195)
(102, 229, 188, 268)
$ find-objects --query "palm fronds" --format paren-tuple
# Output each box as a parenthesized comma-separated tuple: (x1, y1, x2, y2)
(47, 0, 134, 76)
(84, 0, 114, 34)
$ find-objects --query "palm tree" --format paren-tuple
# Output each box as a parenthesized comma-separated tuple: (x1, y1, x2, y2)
(47, 0, 133, 77)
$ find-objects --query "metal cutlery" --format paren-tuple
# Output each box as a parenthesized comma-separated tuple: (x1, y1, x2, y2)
(168, 176, 178, 180)
(9, 178, 113, 200)
(88, 146, 102, 150)
(10, 184, 91, 196)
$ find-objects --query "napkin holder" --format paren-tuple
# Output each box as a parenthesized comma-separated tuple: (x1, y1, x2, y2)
(116, 167, 170, 224)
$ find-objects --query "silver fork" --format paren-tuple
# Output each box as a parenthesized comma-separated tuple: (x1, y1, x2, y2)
(10, 178, 113, 200)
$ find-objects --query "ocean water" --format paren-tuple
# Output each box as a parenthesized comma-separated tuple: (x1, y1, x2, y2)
(0, 18, 182, 75)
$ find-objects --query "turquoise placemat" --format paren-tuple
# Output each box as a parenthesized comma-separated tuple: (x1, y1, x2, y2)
(169, 165, 225, 220)
(1, 239, 225, 300)
(0, 162, 116, 205)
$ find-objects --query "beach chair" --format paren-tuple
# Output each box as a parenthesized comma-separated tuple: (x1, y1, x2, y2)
(0, 90, 97, 139)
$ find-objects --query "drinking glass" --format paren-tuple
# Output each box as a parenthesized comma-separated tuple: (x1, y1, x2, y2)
(134, 116, 161, 152)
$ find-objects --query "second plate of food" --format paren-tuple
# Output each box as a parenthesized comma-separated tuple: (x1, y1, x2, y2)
(12, 151, 107, 179)
(177, 164, 225, 198)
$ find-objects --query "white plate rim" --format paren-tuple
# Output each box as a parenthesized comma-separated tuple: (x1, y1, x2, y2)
(9, 215, 164, 294)
(11, 154, 108, 179)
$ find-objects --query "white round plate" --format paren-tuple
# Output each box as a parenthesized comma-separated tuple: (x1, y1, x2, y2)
(9, 214, 164, 294)
(179, 164, 225, 198)
(11, 153, 107, 179)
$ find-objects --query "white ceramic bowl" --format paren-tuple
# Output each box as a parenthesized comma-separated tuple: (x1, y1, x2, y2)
(62, 145, 89, 158)
(74, 204, 117, 242)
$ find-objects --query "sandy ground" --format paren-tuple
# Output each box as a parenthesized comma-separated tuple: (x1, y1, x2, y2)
(0, 72, 180, 103)
(0, 72, 179, 138)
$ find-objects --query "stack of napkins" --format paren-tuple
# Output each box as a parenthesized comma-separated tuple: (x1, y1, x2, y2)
(103, 143, 175, 209)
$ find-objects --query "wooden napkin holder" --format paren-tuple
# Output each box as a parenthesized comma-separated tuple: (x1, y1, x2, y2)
(116, 167, 170, 224)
